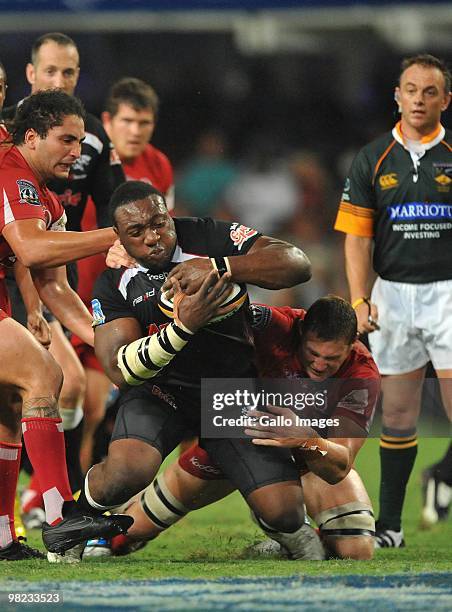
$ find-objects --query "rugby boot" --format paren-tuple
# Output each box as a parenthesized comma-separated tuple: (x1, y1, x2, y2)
(0, 540, 45, 560)
(42, 513, 134, 556)
(421, 467, 451, 527)
(374, 526, 405, 548)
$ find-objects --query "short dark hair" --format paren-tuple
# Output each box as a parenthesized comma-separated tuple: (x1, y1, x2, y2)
(11, 89, 85, 145)
(302, 296, 357, 345)
(105, 77, 159, 118)
(31, 32, 79, 65)
(400, 54, 451, 93)
(110, 180, 166, 225)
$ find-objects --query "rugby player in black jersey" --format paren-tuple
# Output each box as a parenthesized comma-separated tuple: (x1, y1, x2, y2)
(51, 180, 329, 560)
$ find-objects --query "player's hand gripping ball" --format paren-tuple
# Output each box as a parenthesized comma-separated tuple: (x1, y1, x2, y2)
(158, 282, 248, 324)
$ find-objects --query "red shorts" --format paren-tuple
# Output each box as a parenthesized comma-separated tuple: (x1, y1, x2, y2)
(0, 309, 9, 321)
(71, 334, 104, 373)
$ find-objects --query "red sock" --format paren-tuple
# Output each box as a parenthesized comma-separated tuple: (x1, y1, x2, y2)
(0, 441, 21, 548)
(21, 418, 73, 526)
(21, 472, 44, 513)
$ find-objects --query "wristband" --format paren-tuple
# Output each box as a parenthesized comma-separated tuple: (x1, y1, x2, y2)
(352, 297, 370, 310)
(210, 256, 231, 277)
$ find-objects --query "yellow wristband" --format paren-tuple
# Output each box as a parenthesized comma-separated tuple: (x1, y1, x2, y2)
(352, 297, 370, 310)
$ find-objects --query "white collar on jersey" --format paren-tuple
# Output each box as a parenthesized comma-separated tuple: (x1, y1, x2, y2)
(392, 123, 445, 155)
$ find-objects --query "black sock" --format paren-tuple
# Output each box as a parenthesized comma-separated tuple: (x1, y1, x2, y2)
(378, 429, 418, 531)
(433, 442, 452, 486)
(64, 419, 84, 493)
(70, 486, 104, 517)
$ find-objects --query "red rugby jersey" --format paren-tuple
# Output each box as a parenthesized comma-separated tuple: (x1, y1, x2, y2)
(253, 305, 380, 433)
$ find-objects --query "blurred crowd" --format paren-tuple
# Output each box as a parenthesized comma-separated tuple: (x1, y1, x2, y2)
(175, 128, 348, 308)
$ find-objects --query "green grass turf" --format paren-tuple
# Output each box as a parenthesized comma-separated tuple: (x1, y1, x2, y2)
(2, 438, 451, 581)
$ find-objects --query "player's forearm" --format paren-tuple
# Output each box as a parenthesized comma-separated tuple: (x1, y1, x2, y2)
(229, 238, 311, 289)
(344, 234, 373, 301)
(20, 228, 116, 269)
(34, 277, 94, 346)
(14, 260, 42, 315)
(297, 440, 352, 484)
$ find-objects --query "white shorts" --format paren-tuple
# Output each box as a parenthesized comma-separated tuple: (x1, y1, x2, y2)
(369, 277, 452, 375)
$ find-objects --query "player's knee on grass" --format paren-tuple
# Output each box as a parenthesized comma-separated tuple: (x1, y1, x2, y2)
(315, 501, 375, 560)
(248, 482, 305, 533)
(326, 535, 374, 560)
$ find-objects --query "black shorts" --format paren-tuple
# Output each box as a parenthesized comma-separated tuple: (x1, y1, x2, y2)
(111, 383, 201, 459)
(6, 271, 56, 325)
(112, 382, 299, 497)
(200, 437, 300, 499)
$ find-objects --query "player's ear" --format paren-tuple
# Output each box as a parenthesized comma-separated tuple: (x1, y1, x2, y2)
(441, 91, 451, 112)
(101, 112, 112, 134)
(25, 63, 35, 87)
(394, 88, 402, 112)
(24, 128, 38, 148)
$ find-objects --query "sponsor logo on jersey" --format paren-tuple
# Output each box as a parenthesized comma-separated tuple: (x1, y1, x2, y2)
(91, 299, 106, 326)
(379, 173, 398, 190)
(146, 272, 167, 281)
(17, 179, 41, 206)
(132, 289, 156, 306)
(336, 388, 368, 414)
(229, 223, 258, 251)
(58, 189, 82, 208)
(388, 202, 452, 221)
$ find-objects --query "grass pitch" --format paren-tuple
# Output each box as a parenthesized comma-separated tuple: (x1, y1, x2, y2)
(1, 438, 451, 582)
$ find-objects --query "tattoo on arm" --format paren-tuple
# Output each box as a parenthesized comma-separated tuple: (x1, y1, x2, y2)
(22, 397, 59, 419)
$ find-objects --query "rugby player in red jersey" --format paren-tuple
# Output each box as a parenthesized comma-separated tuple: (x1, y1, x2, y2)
(108, 296, 380, 560)
(0, 90, 131, 561)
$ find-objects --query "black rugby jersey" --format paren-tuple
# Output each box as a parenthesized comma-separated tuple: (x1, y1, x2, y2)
(92, 217, 261, 387)
(335, 123, 452, 283)
(2, 105, 125, 230)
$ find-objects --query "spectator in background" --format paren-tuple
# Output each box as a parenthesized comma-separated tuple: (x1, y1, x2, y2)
(223, 135, 297, 236)
(176, 129, 238, 218)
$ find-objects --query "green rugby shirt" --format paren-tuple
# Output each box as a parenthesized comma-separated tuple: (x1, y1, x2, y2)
(335, 122, 452, 283)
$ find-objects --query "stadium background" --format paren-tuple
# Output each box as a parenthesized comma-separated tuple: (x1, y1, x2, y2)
(0, 1, 451, 609)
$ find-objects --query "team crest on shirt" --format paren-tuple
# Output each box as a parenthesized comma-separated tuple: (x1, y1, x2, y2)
(91, 299, 106, 327)
(229, 223, 258, 251)
(433, 163, 452, 192)
(17, 179, 41, 206)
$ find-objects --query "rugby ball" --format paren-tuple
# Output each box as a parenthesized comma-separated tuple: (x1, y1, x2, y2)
(157, 282, 248, 325)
